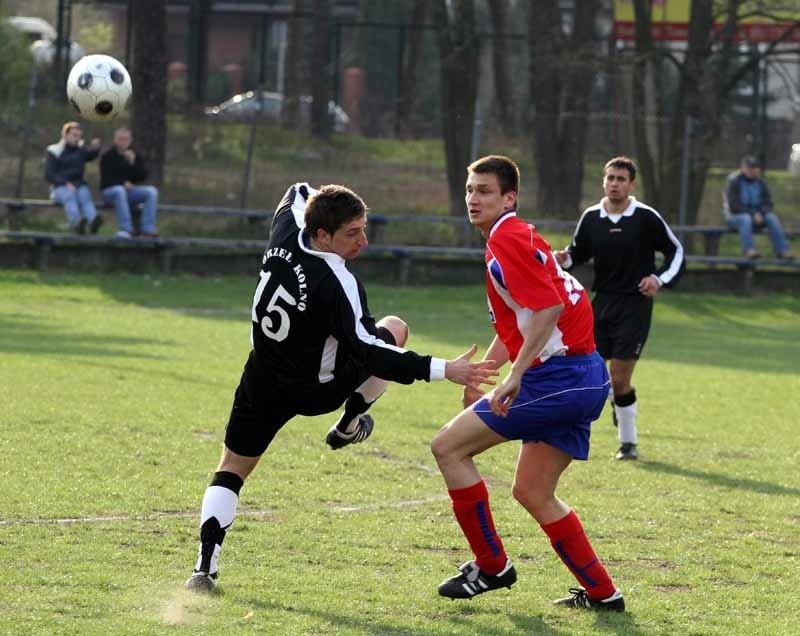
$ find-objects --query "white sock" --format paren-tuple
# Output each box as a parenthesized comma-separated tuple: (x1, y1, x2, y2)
(194, 485, 239, 574)
(616, 402, 638, 444)
(200, 485, 239, 528)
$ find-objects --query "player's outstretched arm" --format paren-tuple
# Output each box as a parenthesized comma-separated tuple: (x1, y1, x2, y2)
(444, 344, 498, 391)
(462, 336, 509, 408)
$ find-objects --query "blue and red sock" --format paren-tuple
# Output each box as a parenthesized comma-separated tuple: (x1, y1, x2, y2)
(541, 510, 616, 600)
(448, 480, 507, 575)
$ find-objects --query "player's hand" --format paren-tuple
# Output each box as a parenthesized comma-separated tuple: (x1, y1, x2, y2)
(638, 275, 661, 297)
(89, 138, 101, 150)
(66, 182, 76, 192)
(753, 212, 764, 227)
(123, 149, 136, 163)
(462, 385, 485, 409)
(553, 249, 568, 265)
(489, 373, 522, 417)
(444, 344, 498, 391)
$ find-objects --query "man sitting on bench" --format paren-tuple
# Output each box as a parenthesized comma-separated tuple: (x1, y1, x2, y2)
(725, 156, 792, 260)
(100, 127, 159, 239)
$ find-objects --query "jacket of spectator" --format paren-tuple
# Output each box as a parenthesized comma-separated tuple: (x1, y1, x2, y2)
(726, 172, 774, 216)
(100, 145, 148, 190)
(44, 141, 99, 188)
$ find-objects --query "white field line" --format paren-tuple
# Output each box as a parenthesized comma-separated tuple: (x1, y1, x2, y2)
(0, 495, 449, 526)
(329, 494, 448, 513)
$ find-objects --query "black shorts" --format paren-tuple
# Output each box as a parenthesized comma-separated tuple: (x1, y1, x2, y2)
(592, 293, 653, 360)
(224, 326, 396, 457)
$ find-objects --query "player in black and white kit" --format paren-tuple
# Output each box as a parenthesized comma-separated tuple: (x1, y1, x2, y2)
(555, 157, 684, 461)
(185, 182, 497, 592)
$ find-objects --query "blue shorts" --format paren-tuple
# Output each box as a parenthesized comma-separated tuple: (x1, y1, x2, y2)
(473, 352, 610, 460)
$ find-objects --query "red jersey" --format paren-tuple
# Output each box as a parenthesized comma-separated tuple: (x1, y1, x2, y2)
(485, 212, 596, 365)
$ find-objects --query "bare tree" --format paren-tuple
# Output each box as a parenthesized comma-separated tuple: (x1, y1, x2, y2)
(432, 0, 479, 218)
(528, 0, 601, 217)
(394, 0, 427, 138)
(310, 0, 332, 138)
(131, 0, 167, 186)
(283, 0, 305, 129)
(487, 0, 515, 138)
(631, 0, 800, 224)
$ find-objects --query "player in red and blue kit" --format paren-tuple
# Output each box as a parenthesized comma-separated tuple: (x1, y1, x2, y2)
(432, 155, 625, 611)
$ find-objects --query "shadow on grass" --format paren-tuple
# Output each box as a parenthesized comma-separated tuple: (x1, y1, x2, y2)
(635, 460, 800, 497)
(0, 314, 228, 387)
(0, 313, 172, 358)
(11, 272, 492, 349)
(64, 355, 229, 389)
(245, 597, 457, 636)
(245, 597, 644, 636)
(644, 294, 800, 375)
(509, 611, 646, 636)
(5, 274, 798, 370)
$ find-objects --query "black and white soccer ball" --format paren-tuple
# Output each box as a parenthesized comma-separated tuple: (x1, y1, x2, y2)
(66, 54, 132, 122)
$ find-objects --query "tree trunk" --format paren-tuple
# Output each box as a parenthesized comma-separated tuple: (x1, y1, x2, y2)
(283, 0, 305, 129)
(487, 0, 514, 138)
(394, 0, 426, 139)
(529, 0, 599, 217)
(310, 0, 332, 138)
(186, 0, 212, 107)
(433, 0, 479, 219)
(630, 0, 766, 225)
(131, 0, 167, 187)
(630, 0, 658, 209)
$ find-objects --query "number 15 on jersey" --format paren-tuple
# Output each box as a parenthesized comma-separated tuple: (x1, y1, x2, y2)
(251, 270, 297, 342)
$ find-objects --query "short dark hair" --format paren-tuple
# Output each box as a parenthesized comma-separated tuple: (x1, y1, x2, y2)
(604, 156, 637, 182)
(304, 185, 367, 237)
(467, 155, 520, 195)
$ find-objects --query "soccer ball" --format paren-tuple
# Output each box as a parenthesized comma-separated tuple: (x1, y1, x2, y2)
(66, 54, 132, 122)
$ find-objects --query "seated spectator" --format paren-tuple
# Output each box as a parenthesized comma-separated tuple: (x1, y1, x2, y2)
(725, 156, 792, 259)
(100, 127, 159, 239)
(44, 121, 103, 235)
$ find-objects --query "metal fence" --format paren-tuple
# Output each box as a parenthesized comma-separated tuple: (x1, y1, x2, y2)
(2, 13, 799, 227)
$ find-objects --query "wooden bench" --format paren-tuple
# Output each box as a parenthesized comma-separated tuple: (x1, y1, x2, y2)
(366, 213, 576, 247)
(2, 197, 385, 239)
(682, 253, 800, 293)
(0, 230, 486, 282)
(673, 224, 800, 256)
(684, 253, 799, 268)
(3, 230, 797, 294)
(0, 196, 274, 231)
(2, 197, 796, 258)
(364, 215, 799, 255)
(0, 230, 175, 271)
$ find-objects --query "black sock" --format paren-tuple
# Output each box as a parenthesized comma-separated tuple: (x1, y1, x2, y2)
(335, 393, 372, 433)
(614, 389, 636, 408)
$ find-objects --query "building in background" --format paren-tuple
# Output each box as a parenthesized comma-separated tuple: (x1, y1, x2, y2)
(96, 1, 359, 103)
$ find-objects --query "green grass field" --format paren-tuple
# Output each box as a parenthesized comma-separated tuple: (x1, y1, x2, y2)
(1, 271, 798, 636)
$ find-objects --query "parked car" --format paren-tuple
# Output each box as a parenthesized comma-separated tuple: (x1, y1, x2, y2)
(5, 16, 56, 42)
(204, 90, 349, 133)
(6, 15, 84, 67)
